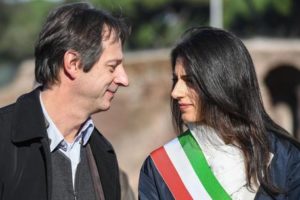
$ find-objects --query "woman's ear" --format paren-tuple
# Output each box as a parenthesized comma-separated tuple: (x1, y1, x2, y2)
(63, 50, 81, 80)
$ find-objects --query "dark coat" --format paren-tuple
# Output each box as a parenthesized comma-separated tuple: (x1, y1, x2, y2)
(0, 89, 120, 200)
(139, 132, 300, 200)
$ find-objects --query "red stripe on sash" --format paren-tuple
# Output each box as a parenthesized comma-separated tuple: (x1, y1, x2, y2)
(150, 147, 193, 200)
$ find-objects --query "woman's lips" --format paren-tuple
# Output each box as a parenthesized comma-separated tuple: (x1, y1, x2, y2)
(179, 103, 192, 110)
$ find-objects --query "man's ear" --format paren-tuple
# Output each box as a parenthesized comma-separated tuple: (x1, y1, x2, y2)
(63, 50, 81, 80)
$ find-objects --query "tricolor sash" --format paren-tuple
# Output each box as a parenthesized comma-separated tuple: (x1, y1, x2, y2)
(150, 130, 231, 200)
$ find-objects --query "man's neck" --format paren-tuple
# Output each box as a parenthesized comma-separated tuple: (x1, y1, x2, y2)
(41, 86, 89, 143)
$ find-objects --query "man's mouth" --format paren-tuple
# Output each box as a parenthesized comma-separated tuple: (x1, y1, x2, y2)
(107, 89, 117, 94)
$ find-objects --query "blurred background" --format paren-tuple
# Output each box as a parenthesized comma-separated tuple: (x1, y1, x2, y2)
(0, 0, 300, 198)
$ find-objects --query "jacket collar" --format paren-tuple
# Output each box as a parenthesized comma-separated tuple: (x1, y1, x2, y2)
(11, 87, 48, 143)
(10, 87, 119, 198)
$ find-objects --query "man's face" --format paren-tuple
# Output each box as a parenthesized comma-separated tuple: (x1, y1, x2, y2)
(76, 30, 129, 114)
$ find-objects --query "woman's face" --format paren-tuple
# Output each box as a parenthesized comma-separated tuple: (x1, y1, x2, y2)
(171, 58, 200, 123)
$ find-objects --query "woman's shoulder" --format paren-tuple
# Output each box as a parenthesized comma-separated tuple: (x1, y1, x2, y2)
(268, 131, 300, 182)
(139, 135, 182, 200)
(269, 131, 300, 158)
(139, 154, 174, 200)
(266, 132, 300, 199)
(140, 136, 178, 175)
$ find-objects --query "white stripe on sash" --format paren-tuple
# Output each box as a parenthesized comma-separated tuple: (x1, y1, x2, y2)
(164, 138, 212, 200)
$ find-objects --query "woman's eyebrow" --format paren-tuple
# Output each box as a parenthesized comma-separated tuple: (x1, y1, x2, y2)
(181, 75, 192, 79)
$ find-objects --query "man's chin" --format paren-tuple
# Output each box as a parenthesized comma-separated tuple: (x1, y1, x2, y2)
(91, 104, 111, 114)
(100, 102, 112, 111)
(101, 106, 110, 112)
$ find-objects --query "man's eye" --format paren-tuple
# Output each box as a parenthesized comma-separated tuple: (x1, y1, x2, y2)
(108, 65, 116, 72)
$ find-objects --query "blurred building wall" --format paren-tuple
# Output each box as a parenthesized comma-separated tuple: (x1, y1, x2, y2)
(0, 39, 300, 197)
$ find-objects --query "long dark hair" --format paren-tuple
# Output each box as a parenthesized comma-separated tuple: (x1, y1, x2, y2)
(35, 2, 129, 86)
(170, 26, 295, 195)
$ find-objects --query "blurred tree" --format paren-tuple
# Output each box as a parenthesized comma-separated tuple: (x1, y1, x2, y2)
(0, 0, 299, 63)
(0, 1, 56, 62)
(90, 0, 209, 49)
(224, 0, 300, 37)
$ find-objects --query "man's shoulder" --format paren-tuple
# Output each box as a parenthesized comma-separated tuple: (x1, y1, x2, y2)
(90, 128, 115, 152)
(0, 89, 38, 119)
(0, 104, 17, 157)
(0, 89, 39, 115)
(0, 103, 16, 127)
(0, 103, 16, 116)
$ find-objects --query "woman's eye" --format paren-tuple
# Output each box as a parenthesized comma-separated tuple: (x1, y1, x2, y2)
(185, 78, 193, 83)
(182, 76, 192, 83)
(182, 76, 195, 87)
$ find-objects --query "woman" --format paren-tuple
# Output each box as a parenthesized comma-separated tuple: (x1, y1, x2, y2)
(138, 27, 300, 200)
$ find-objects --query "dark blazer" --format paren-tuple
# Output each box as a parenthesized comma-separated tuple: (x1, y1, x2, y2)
(0, 89, 120, 200)
(139, 131, 300, 200)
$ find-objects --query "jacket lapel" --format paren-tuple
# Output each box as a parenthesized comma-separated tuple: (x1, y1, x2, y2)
(10, 88, 120, 200)
(254, 133, 287, 200)
(89, 130, 120, 200)
(10, 88, 52, 200)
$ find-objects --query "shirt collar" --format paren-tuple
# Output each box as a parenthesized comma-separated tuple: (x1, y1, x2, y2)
(39, 93, 94, 152)
(188, 123, 271, 195)
(79, 118, 94, 145)
(188, 123, 247, 195)
(188, 123, 225, 148)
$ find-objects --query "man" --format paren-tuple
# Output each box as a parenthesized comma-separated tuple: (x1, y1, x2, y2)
(0, 3, 130, 200)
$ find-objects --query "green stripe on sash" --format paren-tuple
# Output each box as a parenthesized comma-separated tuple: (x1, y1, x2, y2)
(178, 130, 232, 200)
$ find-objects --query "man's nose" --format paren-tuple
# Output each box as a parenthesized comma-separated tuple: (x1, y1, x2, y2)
(114, 65, 129, 87)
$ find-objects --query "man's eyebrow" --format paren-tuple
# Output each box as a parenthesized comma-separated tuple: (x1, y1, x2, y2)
(106, 58, 123, 64)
